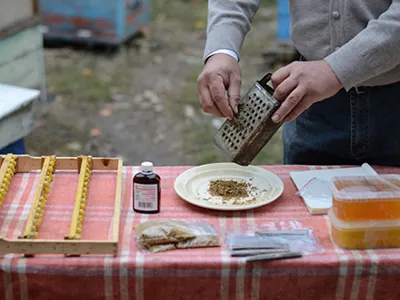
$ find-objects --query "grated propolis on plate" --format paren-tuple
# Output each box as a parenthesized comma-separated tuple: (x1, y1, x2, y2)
(203, 178, 263, 205)
(209, 179, 249, 199)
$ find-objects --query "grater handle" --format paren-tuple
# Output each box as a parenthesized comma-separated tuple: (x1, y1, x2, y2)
(257, 73, 275, 95)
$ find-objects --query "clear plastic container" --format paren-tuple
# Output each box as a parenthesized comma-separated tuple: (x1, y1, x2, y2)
(330, 175, 400, 222)
(328, 209, 400, 249)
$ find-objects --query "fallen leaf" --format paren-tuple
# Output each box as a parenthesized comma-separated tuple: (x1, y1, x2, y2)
(143, 90, 160, 104)
(99, 108, 112, 117)
(90, 128, 102, 136)
(83, 68, 93, 76)
(184, 105, 195, 118)
(195, 20, 205, 29)
(66, 142, 82, 151)
(153, 55, 163, 64)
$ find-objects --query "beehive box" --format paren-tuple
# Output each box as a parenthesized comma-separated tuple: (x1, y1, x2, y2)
(0, 0, 34, 31)
(277, 0, 291, 40)
(0, 18, 46, 100)
(38, 0, 151, 45)
(0, 154, 123, 256)
(0, 84, 40, 150)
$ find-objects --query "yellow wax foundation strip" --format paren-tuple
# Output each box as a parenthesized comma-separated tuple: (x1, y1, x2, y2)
(19, 155, 56, 239)
(65, 156, 92, 240)
(0, 154, 17, 209)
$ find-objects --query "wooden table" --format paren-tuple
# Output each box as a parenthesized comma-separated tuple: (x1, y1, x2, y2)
(0, 165, 399, 300)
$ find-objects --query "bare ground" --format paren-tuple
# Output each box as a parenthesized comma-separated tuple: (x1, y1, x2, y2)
(25, 0, 284, 166)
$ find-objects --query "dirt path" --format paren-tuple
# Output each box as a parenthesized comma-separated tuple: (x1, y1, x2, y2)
(26, 1, 282, 166)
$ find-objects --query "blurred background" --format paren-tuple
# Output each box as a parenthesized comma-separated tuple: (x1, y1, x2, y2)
(0, 0, 298, 166)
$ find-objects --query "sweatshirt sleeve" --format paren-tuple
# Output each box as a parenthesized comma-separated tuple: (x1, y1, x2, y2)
(324, 0, 400, 90)
(203, 0, 260, 61)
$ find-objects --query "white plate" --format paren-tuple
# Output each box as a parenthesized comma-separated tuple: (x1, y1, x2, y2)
(174, 163, 284, 211)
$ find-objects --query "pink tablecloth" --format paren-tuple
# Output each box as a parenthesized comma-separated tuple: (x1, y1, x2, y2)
(1, 165, 400, 300)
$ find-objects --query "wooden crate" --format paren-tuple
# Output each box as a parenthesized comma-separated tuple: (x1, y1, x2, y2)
(0, 155, 123, 256)
(0, 18, 46, 101)
(38, 0, 151, 45)
(0, 0, 34, 31)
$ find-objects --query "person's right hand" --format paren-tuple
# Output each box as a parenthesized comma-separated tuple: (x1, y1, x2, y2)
(197, 54, 241, 120)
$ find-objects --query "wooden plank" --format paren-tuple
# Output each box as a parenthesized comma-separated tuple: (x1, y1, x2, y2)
(0, 238, 118, 256)
(32, 0, 40, 14)
(65, 156, 92, 240)
(0, 25, 45, 91)
(0, 0, 34, 32)
(0, 49, 44, 90)
(0, 25, 43, 71)
(6, 155, 120, 173)
(19, 156, 56, 239)
(112, 159, 123, 242)
(0, 16, 40, 40)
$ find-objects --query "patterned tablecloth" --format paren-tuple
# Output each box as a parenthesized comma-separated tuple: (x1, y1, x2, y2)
(0, 165, 400, 300)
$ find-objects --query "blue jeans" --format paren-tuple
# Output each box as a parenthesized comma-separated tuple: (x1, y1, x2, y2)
(283, 82, 400, 166)
(0, 139, 26, 155)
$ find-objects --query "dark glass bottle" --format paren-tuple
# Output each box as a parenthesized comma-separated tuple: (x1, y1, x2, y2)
(133, 161, 161, 214)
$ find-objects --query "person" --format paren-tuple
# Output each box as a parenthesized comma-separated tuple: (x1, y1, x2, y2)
(197, 1, 400, 166)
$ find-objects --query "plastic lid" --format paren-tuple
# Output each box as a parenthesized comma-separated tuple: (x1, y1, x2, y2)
(329, 174, 400, 201)
(141, 161, 153, 172)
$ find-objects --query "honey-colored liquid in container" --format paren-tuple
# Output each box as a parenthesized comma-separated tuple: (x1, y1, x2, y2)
(330, 175, 400, 222)
(328, 209, 400, 249)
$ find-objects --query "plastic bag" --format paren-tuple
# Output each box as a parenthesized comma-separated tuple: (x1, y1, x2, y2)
(134, 220, 220, 253)
(225, 221, 323, 257)
(295, 177, 332, 207)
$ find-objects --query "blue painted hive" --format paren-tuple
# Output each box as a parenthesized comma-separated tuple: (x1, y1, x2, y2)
(39, 0, 151, 45)
(277, 0, 291, 41)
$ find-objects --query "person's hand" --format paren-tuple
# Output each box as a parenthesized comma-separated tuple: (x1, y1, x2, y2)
(271, 60, 343, 123)
(197, 54, 241, 120)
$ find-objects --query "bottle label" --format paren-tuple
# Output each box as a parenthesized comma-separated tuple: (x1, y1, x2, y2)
(133, 183, 158, 211)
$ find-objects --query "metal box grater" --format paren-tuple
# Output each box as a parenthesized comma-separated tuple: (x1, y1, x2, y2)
(213, 73, 283, 166)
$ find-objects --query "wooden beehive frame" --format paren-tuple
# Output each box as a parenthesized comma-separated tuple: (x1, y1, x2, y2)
(0, 155, 123, 256)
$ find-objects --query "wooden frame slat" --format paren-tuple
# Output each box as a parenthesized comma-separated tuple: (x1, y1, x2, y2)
(65, 155, 92, 240)
(19, 155, 55, 239)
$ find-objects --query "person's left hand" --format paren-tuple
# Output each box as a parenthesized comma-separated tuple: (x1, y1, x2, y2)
(270, 60, 343, 123)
